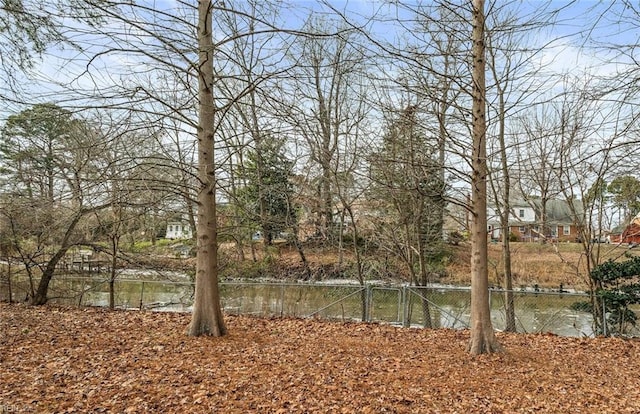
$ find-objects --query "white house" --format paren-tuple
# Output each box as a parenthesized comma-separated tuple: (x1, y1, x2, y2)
(487, 202, 536, 240)
(165, 221, 193, 240)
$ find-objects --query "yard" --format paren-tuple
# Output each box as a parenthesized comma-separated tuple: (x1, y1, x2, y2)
(442, 241, 637, 290)
(1, 303, 639, 413)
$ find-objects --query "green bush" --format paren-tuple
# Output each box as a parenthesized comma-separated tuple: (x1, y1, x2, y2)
(591, 257, 640, 336)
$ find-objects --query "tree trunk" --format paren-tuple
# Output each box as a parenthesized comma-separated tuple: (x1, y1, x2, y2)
(188, 0, 226, 337)
(488, 34, 517, 333)
(345, 205, 367, 321)
(32, 247, 71, 305)
(6, 261, 12, 303)
(468, 0, 501, 355)
(26, 264, 35, 300)
(31, 210, 87, 305)
(417, 204, 433, 329)
(541, 197, 548, 242)
(109, 235, 119, 310)
(498, 126, 516, 332)
(502, 236, 516, 332)
(290, 219, 311, 280)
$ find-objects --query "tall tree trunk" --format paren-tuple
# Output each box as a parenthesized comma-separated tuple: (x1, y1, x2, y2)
(468, 0, 501, 355)
(188, 0, 226, 337)
(493, 59, 517, 333)
(292, 234, 311, 280)
(289, 205, 311, 280)
(322, 168, 333, 241)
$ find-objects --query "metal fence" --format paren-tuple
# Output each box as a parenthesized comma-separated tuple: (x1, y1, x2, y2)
(2, 276, 639, 338)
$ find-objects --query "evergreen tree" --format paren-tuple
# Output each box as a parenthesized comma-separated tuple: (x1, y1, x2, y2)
(591, 256, 640, 336)
(369, 105, 446, 328)
(608, 175, 640, 222)
(0, 103, 110, 304)
(237, 136, 297, 245)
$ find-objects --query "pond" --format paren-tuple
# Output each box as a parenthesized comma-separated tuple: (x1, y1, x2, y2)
(5, 275, 601, 337)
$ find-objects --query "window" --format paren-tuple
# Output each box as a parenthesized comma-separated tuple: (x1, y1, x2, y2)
(168, 225, 173, 232)
(519, 209, 525, 218)
(519, 226, 526, 233)
(563, 225, 570, 235)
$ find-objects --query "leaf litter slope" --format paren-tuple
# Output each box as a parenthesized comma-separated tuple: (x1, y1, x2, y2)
(1, 303, 639, 413)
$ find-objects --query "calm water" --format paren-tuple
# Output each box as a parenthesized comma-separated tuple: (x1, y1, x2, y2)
(8, 276, 598, 337)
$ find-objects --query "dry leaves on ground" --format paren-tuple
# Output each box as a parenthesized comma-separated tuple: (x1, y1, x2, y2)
(1, 303, 639, 413)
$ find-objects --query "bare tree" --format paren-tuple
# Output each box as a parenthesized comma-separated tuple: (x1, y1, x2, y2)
(468, 0, 501, 355)
(188, 0, 226, 337)
(514, 102, 566, 241)
(485, 2, 556, 333)
(18, 0, 301, 332)
(277, 18, 367, 244)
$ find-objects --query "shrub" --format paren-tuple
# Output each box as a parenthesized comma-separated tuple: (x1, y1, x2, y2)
(591, 256, 640, 336)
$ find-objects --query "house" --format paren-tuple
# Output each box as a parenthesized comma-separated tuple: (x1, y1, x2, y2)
(487, 200, 536, 241)
(611, 213, 640, 245)
(487, 199, 583, 242)
(165, 221, 193, 240)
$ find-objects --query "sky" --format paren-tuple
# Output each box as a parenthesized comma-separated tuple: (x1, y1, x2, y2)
(1, 0, 637, 227)
(1, 0, 637, 125)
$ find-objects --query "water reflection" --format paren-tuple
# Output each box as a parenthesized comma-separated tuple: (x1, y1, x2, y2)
(5, 276, 598, 337)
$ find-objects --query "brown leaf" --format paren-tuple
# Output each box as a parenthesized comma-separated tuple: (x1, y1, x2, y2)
(2, 303, 640, 413)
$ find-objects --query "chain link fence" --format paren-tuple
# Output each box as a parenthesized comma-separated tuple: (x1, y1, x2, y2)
(3, 276, 639, 338)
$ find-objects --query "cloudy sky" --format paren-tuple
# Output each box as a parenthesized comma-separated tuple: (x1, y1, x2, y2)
(1, 0, 637, 120)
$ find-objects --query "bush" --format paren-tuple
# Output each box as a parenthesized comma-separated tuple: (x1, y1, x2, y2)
(591, 257, 640, 336)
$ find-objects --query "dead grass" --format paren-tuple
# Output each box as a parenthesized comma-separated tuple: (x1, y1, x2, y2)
(415, 242, 640, 291)
(222, 241, 640, 291)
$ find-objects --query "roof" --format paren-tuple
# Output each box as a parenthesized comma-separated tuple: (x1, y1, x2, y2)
(533, 199, 583, 225)
(488, 198, 583, 226)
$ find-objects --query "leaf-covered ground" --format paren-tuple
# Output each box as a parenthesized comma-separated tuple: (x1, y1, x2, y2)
(1, 303, 639, 413)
